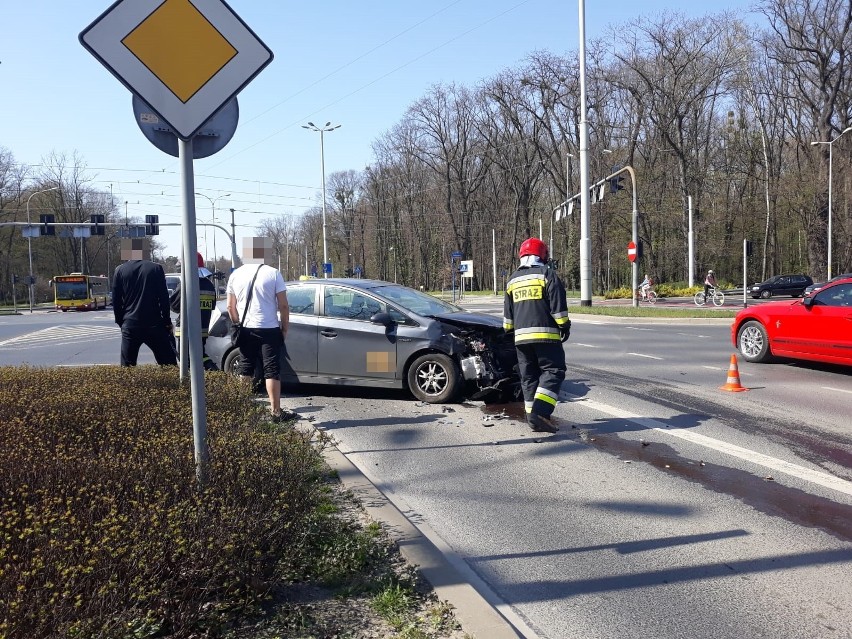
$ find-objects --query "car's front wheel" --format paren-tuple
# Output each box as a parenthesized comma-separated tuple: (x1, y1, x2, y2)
(737, 320, 771, 363)
(760, 289, 772, 299)
(223, 348, 243, 376)
(407, 353, 461, 403)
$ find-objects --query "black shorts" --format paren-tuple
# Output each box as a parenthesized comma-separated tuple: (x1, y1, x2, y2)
(236, 327, 283, 379)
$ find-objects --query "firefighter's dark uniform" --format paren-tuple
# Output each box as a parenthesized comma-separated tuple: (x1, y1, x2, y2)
(503, 264, 570, 420)
(169, 274, 218, 370)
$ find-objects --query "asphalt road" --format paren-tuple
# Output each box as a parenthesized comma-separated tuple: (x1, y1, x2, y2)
(2, 304, 851, 639)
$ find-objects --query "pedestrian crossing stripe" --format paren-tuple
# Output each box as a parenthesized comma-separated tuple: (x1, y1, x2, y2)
(0, 325, 120, 349)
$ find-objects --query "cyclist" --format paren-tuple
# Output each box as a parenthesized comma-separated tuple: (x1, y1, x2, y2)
(704, 270, 717, 300)
(639, 273, 653, 300)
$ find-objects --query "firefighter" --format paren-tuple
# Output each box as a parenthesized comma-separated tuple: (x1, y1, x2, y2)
(503, 238, 570, 433)
(169, 252, 218, 371)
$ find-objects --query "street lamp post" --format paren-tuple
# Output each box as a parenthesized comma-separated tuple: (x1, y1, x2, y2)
(811, 126, 852, 280)
(302, 121, 341, 278)
(195, 192, 230, 271)
(26, 186, 60, 313)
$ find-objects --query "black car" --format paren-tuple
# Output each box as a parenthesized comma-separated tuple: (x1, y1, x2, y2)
(206, 279, 520, 404)
(804, 273, 852, 295)
(750, 274, 813, 299)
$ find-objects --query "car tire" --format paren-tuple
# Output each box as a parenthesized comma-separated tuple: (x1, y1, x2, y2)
(407, 353, 461, 404)
(760, 289, 771, 299)
(737, 320, 771, 363)
(223, 348, 243, 376)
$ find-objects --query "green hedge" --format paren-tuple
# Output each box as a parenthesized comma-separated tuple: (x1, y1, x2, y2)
(0, 367, 330, 639)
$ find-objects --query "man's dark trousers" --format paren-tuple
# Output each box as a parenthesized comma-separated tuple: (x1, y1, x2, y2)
(516, 342, 566, 418)
(120, 324, 178, 366)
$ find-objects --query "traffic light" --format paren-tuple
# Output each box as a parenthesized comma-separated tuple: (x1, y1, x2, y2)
(40, 214, 55, 236)
(745, 240, 754, 257)
(145, 214, 159, 235)
(344, 267, 352, 277)
(609, 175, 625, 194)
(90, 214, 105, 235)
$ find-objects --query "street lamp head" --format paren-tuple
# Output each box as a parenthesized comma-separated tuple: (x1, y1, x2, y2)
(843, 126, 852, 135)
(306, 121, 315, 128)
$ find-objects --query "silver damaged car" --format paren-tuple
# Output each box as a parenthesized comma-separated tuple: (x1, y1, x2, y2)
(206, 279, 520, 403)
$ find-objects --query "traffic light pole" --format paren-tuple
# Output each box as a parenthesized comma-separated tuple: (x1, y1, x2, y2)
(554, 165, 638, 307)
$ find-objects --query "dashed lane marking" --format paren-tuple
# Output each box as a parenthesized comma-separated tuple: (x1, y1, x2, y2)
(627, 352, 663, 360)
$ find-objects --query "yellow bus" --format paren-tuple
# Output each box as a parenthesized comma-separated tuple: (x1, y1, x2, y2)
(53, 274, 110, 311)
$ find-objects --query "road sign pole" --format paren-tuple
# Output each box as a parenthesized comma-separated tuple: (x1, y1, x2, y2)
(179, 138, 210, 486)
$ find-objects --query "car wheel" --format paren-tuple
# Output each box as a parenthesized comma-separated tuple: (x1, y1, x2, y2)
(223, 348, 243, 376)
(737, 320, 771, 363)
(407, 353, 461, 404)
(760, 289, 771, 299)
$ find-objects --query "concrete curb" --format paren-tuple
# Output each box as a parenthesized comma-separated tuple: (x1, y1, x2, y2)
(310, 424, 525, 639)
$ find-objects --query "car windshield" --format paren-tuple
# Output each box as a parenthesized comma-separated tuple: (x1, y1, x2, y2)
(371, 285, 462, 315)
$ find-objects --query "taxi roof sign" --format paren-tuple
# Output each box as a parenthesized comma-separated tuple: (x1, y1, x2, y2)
(80, 0, 272, 140)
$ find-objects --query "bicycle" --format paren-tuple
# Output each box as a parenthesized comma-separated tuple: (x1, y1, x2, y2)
(638, 286, 658, 304)
(694, 286, 725, 307)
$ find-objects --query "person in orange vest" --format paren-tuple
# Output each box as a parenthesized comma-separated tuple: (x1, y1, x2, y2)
(503, 238, 570, 433)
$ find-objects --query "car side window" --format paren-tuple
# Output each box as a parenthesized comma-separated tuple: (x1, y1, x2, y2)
(814, 283, 852, 307)
(287, 285, 317, 315)
(388, 307, 413, 325)
(323, 286, 385, 320)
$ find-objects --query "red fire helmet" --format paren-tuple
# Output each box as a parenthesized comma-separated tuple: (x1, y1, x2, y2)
(518, 237, 549, 261)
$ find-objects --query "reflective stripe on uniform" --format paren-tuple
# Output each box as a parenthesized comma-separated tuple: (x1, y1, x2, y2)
(503, 317, 514, 330)
(515, 333, 560, 343)
(552, 310, 570, 325)
(534, 386, 558, 406)
(507, 274, 547, 292)
(524, 401, 534, 413)
(514, 326, 560, 343)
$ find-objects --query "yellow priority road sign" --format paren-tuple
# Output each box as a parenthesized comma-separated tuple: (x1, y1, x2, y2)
(80, 0, 272, 140)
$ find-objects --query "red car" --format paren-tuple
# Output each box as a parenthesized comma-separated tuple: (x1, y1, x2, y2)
(732, 276, 852, 366)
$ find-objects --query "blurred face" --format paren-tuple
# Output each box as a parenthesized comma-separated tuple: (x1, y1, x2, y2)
(241, 236, 274, 265)
(120, 238, 151, 260)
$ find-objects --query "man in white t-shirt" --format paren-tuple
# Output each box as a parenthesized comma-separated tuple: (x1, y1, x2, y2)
(226, 237, 294, 422)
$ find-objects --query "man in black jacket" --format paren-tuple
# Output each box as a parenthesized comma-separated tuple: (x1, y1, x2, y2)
(503, 238, 570, 433)
(112, 240, 177, 366)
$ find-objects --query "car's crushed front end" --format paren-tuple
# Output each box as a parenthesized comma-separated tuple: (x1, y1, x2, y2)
(431, 312, 520, 402)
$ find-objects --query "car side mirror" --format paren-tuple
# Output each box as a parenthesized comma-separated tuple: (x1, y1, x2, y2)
(370, 311, 394, 325)
(802, 295, 813, 308)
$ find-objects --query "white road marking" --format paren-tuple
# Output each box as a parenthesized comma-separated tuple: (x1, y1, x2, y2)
(627, 352, 663, 360)
(572, 396, 852, 497)
(702, 365, 751, 376)
(677, 332, 710, 338)
(0, 325, 119, 348)
(625, 326, 654, 331)
(573, 343, 599, 348)
(822, 386, 852, 395)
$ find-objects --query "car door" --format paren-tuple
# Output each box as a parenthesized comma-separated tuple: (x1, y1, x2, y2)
(774, 276, 792, 296)
(806, 283, 852, 362)
(280, 283, 318, 382)
(316, 285, 398, 385)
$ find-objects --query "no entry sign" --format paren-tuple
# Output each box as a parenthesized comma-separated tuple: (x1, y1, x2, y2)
(627, 240, 637, 262)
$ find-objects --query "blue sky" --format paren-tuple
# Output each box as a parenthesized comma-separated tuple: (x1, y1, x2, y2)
(2, 0, 754, 260)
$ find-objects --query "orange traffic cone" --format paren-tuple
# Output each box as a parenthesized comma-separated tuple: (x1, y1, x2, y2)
(720, 354, 749, 392)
